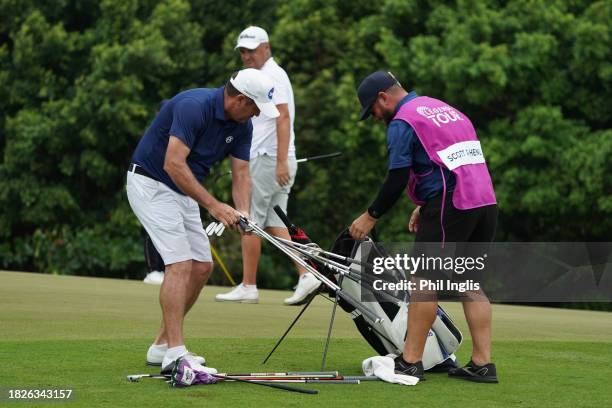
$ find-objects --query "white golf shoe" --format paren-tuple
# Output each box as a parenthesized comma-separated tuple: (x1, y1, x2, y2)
(143, 271, 164, 285)
(215, 284, 259, 304)
(283, 272, 321, 305)
(161, 352, 215, 375)
(146, 344, 167, 366)
(147, 345, 206, 367)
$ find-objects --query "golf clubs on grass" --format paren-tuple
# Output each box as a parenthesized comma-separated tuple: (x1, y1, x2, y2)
(127, 372, 379, 383)
(127, 372, 318, 394)
(127, 370, 340, 382)
(126, 370, 382, 394)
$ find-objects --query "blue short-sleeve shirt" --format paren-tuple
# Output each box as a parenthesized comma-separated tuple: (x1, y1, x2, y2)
(387, 92, 456, 201)
(131, 87, 252, 194)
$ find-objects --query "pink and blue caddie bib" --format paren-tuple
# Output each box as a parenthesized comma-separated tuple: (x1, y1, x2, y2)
(393, 96, 497, 210)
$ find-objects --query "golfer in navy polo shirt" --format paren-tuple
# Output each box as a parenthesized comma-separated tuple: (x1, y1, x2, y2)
(126, 69, 279, 375)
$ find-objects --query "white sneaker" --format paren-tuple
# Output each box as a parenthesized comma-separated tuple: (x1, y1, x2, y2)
(144, 271, 164, 285)
(161, 352, 213, 375)
(146, 344, 167, 366)
(215, 284, 259, 303)
(147, 346, 206, 367)
(283, 273, 321, 305)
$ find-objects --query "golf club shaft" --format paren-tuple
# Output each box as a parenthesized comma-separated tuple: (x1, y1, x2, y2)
(272, 238, 385, 294)
(244, 220, 340, 290)
(295, 152, 342, 163)
(275, 240, 355, 274)
(344, 376, 380, 381)
(128, 373, 378, 383)
(223, 371, 338, 377)
(244, 218, 384, 324)
(127, 374, 169, 381)
(226, 376, 342, 381)
(210, 244, 236, 285)
(128, 371, 338, 380)
(272, 238, 405, 304)
(213, 374, 318, 394)
(254, 379, 359, 384)
(213, 152, 342, 181)
(275, 237, 372, 268)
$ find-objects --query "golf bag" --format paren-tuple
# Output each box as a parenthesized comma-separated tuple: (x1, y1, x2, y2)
(328, 230, 462, 371)
(259, 206, 462, 371)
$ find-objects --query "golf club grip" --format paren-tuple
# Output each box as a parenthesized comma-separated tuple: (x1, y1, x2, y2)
(238, 217, 250, 232)
(336, 290, 383, 323)
(273, 205, 295, 230)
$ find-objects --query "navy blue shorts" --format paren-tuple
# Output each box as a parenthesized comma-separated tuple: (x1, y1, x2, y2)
(415, 192, 498, 243)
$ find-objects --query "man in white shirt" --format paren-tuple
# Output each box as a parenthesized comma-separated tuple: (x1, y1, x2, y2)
(216, 26, 320, 305)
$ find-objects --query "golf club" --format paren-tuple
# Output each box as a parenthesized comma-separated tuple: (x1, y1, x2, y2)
(211, 152, 343, 182)
(212, 374, 318, 394)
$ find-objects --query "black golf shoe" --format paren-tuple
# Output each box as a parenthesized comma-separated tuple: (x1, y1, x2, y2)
(448, 359, 499, 383)
(394, 356, 425, 380)
(427, 356, 460, 373)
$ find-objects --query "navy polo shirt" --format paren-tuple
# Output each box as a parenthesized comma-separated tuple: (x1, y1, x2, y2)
(132, 87, 252, 194)
(387, 92, 456, 201)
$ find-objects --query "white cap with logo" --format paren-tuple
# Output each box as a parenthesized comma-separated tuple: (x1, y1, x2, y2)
(235, 26, 269, 50)
(229, 68, 279, 118)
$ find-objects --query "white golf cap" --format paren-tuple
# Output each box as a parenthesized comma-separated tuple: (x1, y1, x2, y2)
(229, 68, 279, 118)
(235, 26, 269, 50)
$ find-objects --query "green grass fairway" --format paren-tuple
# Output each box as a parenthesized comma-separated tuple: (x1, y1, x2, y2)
(1, 271, 611, 407)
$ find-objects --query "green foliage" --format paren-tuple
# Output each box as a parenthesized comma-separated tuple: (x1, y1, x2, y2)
(0, 0, 610, 295)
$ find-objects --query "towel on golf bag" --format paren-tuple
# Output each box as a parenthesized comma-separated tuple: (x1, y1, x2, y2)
(171, 357, 219, 388)
(362, 355, 419, 386)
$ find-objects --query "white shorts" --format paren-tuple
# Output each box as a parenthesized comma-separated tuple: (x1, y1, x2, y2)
(126, 171, 212, 265)
(250, 154, 297, 228)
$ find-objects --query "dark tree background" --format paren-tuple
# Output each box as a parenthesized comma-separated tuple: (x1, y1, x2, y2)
(1, 1, 610, 305)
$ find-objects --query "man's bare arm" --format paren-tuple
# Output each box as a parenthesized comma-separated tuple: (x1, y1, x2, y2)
(230, 155, 251, 216)
(164, 136, 240, 226)
(275, 103, 291, 186)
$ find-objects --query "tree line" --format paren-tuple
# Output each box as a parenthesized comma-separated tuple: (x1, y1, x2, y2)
(0, 1, 610, 300)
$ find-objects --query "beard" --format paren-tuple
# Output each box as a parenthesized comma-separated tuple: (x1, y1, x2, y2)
(382, 108, 395, 125)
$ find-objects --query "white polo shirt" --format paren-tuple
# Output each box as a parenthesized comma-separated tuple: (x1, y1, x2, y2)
(250, 57, 296, 158)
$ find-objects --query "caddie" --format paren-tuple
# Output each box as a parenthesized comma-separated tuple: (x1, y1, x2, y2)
(349, 71, 499, 383)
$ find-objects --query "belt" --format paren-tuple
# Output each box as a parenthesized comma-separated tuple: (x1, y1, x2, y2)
(128, 163, 156, 180)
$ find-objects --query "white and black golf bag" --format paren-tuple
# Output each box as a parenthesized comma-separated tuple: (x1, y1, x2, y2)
(330, 230, 462, 370)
